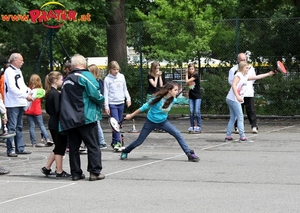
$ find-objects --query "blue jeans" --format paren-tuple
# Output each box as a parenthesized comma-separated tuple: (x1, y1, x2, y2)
(26, 115, 50, 145)
(109, 103, 124, 145)
(97, 120, 106, 146)
(6, 107, 25, 154)
(124, 118, 191, 155)
(189, 99, 202, 127)
(226, 98, 245, 138)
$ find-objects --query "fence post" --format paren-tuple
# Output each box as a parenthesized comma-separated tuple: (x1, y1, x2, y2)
(235, 18, 239, 56)
(139, 21, 144, 104)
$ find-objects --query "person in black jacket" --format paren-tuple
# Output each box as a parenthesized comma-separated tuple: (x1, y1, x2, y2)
(60, 54, 105, 181)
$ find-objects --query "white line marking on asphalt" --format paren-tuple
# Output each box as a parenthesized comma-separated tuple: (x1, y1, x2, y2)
(0, 182, 75, 205)
(106, 142, 232, 177)
(105, 124, 298, 177)
(265, 125, 296, 133)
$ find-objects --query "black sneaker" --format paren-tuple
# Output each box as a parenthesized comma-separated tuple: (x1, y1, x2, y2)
(72, 174, 85, 181)
(187, 150, 200, 162)
(41, 167, 52, 175)
(56, 171, 71, 178)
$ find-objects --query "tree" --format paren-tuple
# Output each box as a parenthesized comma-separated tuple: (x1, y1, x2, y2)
(106, 0, 127, 66)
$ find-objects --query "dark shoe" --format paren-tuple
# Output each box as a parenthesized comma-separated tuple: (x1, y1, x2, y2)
(41, 167, 52, 176)
(89, 173, 105, 181)
(99, 144, 107, 149)
(16, 150, 32, 154)
(7, 152, 18, 157)
(187, 150, 200, 162)
(0, 166, 10, 175)
(224, 136, 233, 142)
(46, 140, 54, 146)
(56, 171, 71, 178)
(72, 174, 85, 181)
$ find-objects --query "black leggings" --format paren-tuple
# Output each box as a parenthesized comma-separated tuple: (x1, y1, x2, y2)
(50, 129, 68, 156)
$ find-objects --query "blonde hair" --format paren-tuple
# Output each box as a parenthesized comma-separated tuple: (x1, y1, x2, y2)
(28, 74, 43, 89)
(88, 64, 101, 80)
(108, 61, 120, 73)
(45, 71, 62, 96)
(238, 61, 248, 72)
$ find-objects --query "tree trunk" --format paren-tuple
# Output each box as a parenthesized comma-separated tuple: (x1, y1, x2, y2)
(106, 0, 127, 66)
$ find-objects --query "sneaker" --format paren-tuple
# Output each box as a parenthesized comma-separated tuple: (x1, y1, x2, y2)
(89, 173, 105, 181)
(79, 146, 87, 153)
(7, 152, 18, 157)
(0, 166, 10, 175)
(41, 167, 52, 176)
(234, 128, 239, 134)
(224, 136, 233, 142)
(35, 143, 46, 147)
(46, 140, 54, 146)
(120, 152, 128, 160)
(195, 126, 201, 132)
(252, 127, 258, 134)
(239, 137, 254, 143)
(99, 144, 107, 149)
(188, 127, 194, 132)
(16, 150, 32, 154)
(56, 171, 71, 178)
(187, 150, 200, 162)
(113, 142, 122, 150)
(72, 174, 85, 181)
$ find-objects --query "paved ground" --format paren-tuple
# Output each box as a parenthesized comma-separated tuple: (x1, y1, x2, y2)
(0, 115, 300, 213)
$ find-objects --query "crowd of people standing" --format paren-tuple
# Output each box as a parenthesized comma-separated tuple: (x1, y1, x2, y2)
(1, 51, 274, 176)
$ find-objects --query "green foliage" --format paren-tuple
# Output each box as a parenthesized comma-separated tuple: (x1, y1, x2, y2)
(256, 73, 300, 115)
(201, 72, 229, 114)
(122, 64, 148, 111)
(135, 0, 216, 63)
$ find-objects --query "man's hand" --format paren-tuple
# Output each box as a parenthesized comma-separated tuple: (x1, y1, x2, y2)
(26, 94, 33, 101)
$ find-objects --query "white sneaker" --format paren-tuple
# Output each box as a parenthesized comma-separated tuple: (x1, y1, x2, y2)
(188, 127, 194, 132)
(252, 127, 258, 134)
(234, 128, 239, 134)
(195, 126, 201, 132)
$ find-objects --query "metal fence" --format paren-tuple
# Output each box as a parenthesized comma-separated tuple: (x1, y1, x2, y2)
(1, 18, 299, 115)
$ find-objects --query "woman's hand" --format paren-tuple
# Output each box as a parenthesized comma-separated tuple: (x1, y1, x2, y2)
(237, 95, 244, 103)
(124, 113, 133, 120)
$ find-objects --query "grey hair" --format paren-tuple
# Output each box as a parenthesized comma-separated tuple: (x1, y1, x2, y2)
(71, 54, 86, 68)
(8, 53, 21, 63)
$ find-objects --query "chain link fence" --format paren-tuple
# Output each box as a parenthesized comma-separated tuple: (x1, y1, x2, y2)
(1, 18, 299, 115)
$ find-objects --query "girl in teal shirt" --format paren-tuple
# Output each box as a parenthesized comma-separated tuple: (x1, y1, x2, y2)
(121, 81, 199, 162)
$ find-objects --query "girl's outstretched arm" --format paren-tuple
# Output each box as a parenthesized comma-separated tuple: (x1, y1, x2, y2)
(124, 109, 141, 120)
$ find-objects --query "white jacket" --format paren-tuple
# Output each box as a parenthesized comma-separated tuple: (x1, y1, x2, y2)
(4, 65, 30, 107)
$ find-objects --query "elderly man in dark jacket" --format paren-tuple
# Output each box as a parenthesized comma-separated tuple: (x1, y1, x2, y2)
(60, 54, 105, 181)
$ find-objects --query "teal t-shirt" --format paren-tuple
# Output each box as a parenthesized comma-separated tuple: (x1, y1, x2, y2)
(139, 97, 177, 123)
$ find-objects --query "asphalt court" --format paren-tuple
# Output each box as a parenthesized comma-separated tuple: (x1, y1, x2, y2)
(0, 116, 300, 213)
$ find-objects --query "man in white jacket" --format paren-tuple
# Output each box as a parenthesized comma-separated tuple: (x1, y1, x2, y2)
(4, 53, 33, 157)
(228, 53, 258, 134)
